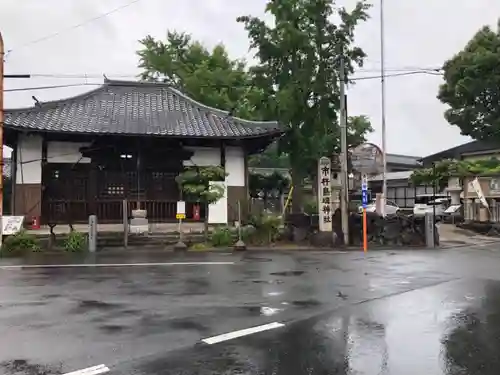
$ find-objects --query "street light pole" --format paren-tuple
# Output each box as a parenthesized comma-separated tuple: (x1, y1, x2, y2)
(339, 55, 349, 245)
(380, 0, 388, 216)
(0, 32, 4, 248)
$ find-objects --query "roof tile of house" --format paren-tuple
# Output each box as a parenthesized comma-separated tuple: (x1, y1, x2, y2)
(5, 80, 282, 139)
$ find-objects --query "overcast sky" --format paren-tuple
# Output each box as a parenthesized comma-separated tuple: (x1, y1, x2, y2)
(2, 0, 499, 157)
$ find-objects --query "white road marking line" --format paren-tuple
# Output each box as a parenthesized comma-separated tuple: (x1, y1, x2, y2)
(0, 261, 234, 270)
(63, 364, 109, 375)
(202, 321, 285, 345)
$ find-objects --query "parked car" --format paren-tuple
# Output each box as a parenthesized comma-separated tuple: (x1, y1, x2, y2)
(358, 199, 399, 215)
(413, 194, 451, 219)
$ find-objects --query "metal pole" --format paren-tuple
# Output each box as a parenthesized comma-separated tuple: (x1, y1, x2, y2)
(0, 32, 4, 248)
(237, 200, 242, 241)
(380, 0, 388, 217)
(432, 162, 437, 247)
(122, 199, 128, 248)
(339, 55, 349, 245)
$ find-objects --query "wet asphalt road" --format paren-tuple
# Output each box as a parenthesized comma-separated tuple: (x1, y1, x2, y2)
(2, 245, 500, 374)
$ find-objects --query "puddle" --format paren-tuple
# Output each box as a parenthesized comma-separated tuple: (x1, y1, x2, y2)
(260, 307, 283, 316)
(240, 305, 286, 317)
(267, 291, 284, 296)
(291, 299, 322, 307)
(243, 256, 273, 263)
(252, 279, 284, 284)
(0, 359, 62, 375)
(169, 318, 209, 333)
(73, 299, 123, 313)
(99, 324, 127, 334)
(270, 271, 305, 277)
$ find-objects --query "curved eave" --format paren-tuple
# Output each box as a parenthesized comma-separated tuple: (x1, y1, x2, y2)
(3, 123, 285, 141)
(4, 80, 280, 128)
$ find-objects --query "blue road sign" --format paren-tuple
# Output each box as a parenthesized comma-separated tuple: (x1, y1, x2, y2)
(361, 189, 368, 208)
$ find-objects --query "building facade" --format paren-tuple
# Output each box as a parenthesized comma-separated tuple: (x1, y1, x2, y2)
(4, 80, 282, 225)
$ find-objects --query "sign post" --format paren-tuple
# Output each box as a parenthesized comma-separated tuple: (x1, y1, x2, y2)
(174, 201, 187, 251)
(318, 157, 332, 232)
(176, 200, 186, 233)
(351, 143, 384, 217)
(361, 174, 368, 253)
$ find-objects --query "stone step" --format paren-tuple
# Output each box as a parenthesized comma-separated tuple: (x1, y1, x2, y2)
(34, 231, 212, 249)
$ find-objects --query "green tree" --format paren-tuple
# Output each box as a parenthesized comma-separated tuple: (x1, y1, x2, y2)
(249, 115, 372, 171)
(176, 166, 227, 237)
(137, 31, 264, 120)
(249, 171, 290, 199)
(438, 22, 500, 141)
(248, 142, 290, 169)
(238, 0, 371, 211)
(410, 158, 500, 189)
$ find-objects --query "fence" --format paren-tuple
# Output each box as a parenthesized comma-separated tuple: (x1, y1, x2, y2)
(45, 199, 207, 225)
(464, 199, 500, 222)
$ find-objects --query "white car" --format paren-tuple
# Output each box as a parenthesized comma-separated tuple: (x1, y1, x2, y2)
(413, 195, 451, 218)
(358, 199, 399, 215)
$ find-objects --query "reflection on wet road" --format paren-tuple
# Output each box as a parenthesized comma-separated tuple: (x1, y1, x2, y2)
(2, 248, 500, 374)
(111, 278, 500, 375)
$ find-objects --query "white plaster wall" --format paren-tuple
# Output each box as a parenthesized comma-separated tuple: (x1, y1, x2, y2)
(47, 141, 91, 163)
(16, 134, 42, 184)
(208, 181, 228, 224)
(183, 146, 227, 223)
(183, 147, 221, 167)
(225, 146, 245, 187)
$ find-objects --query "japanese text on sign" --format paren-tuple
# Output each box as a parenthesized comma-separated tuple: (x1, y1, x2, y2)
(318, 157, 332, 231)
(176, 201, 186, 220)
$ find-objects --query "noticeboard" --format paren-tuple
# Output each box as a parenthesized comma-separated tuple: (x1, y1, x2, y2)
(351, 143, 383, 174)
(2, 216, 24, 235)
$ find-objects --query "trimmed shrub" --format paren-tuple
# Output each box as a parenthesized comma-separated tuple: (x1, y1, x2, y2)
(247, 213, 282, 244)
(1, 230, 41, 257)
(63, 231, 87, 253)
(210, 226, 234, 247)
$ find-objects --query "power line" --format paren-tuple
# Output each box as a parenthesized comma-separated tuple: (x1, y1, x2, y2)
(29, 73, 137, 79)
(352, 70, 443, 81)
(5, 83, 100, 92)
(7, 0, 147, 55)
(25, 68, 443, 80)
(4, 70, 444, 93)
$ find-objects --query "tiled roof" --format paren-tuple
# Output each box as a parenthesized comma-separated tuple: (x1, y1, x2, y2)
(421, 140, 500, 166)
(4, 80, 282, 139)
(386, 153, 421, 167)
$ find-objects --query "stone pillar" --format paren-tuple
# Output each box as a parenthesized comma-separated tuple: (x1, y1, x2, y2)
(479, 205, 489, 222)
(464, 199, 473, 221)
(129, 209, 149, 234)
(446, 177, 462, 205)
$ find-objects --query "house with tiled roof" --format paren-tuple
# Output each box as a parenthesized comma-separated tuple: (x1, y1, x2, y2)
(4, 79, 283, 225)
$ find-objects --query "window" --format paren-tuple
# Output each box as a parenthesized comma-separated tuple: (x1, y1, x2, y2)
(490, 178, 500, 193)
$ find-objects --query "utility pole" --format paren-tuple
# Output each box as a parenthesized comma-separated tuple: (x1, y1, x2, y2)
(0, 32, 4, 248)
(380, 0, 388, 216)
(339, 55, 349, 246)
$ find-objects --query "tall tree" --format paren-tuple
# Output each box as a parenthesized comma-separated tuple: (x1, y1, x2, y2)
(238, 0, 371, 211)
(137, 31, 264, 120)
(249, 115, 373, 171)
(438, 22, 500, 141)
